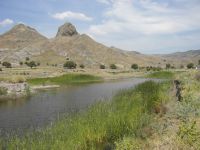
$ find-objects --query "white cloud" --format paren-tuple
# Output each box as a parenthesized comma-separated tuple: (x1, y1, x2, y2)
(88, 0, 200, 53)
(0, 19, 14, 27)
(52, 11, 93, 21)
(91, 0, 200, 35)
(96, 0, 111, 5)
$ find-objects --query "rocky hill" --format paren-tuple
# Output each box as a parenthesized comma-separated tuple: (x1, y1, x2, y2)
(161, 50, 200, 67)
(0, 22, 165, 68)
(0, 22, 176, 68)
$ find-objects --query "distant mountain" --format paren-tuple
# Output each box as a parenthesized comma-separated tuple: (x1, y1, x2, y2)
(161, 50, 200, 66)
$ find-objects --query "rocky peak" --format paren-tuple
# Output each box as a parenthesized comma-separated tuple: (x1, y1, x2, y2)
(6, 24, 37, 34)
(56, 22, 78, 37)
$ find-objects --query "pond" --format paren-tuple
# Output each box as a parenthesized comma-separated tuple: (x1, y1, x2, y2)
(0, 78, 150, 136)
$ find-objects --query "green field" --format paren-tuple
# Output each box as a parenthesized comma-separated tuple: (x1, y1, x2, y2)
(28, 74, 102, 85)
(146, 71, 174, 79)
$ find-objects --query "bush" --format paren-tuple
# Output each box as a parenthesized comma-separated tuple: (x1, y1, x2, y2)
(26, 61, 37, 68)
(19, 62, 23, 66)
(195, 73, 200, 81)
(0, 87, 7, 96)
(100, 64, 105, 69)
(166, 63, 171, 69)
(0, 68, 2, 71)
(10, 76, 26, 83)
(187, 63, 194, 69)
(2, 62, 12, 68)
(63, 61, 77, 69)
(131, 64, 139, 70)
(110, 64, 117, 69)
(79, 64, 85, 69)
(26, 57, 30, 61)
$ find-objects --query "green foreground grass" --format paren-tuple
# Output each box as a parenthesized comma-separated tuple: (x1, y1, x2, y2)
(28, 74, 102, 85)
(0, 80, 172, 149)
(146, 71, 174, 79)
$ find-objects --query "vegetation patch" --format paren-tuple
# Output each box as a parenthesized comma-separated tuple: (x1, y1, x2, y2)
(1, 80, 172, 149)
(147, 71, 174, 79)
(28, 74, 102, 85)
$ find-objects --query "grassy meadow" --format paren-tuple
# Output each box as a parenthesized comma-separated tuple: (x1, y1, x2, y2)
(146, 71, 174, 79)
(27, 74, 102, 85)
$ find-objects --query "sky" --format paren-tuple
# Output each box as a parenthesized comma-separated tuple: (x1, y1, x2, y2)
(0, 0, 200, 54)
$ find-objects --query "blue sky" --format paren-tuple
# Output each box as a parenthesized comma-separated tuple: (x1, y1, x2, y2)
(0, 0, 200, 54)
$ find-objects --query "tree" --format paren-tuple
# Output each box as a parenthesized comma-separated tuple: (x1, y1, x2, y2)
(110, 64, 117, 69)
(2, 62, 12, 68)
(64, 61, 77, 69)
(27, 61, 37, 68)
(187, 63, 194, 69)
(166, 63, 171, 69)
(26, 57, 30, 61)
(19, 62, 23, 66)
(79, 64, 85, 69)
(100, 64, 105, 69)
(131, 64, 138, 70)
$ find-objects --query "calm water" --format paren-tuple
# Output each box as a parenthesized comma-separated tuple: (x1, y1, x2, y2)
(0, 78, 149, 135)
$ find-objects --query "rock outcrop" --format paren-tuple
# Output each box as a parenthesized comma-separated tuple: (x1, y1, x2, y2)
(56, 22, 78, 37)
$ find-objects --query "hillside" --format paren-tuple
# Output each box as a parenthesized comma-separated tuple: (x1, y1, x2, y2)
(161, 50, 200, 67)
(0, 23, 163, 68)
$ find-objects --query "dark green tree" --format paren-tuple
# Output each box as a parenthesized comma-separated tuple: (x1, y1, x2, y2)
(131, 64, 138, 70)
(79, 64, 85, 69)
(2, 62, 12, 68)
(166, 64, 171, 69)
(64, 61, 77, 69)
(110, 64, 117, 69)
(100, 64, 105, 69)
(187, 63, 194, 69)
(27, 61, 37, 68)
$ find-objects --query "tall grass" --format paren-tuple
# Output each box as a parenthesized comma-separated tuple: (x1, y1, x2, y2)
(28, 74, 102, 85)
(1, 80, 172, 149)
(147, 71, 174, 79)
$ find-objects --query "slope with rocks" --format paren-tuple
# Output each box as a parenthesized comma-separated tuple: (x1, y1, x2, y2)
(0, 22, 163, 68)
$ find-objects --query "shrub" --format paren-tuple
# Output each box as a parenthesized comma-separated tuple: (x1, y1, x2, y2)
(195, 73, 200, 81)
(19, 62, 23, 66)
(79, 64, 85, 69)
(26, 61, 37, 68)
(0, 87, 7, 96)
(100, 64, 105, 69)
(63, 61, 77, 69)
(110, 64, 117, 69)
(166, 63, 171, 69)
(131, 64, 139, 70)
(2, 62, 12, 68)
(10, 76, 26, 83)
(37, 62, 40, 66)
(0, 68, 2, 71)
(26, 57, 30, 61)
(187, 63, 194, 69)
